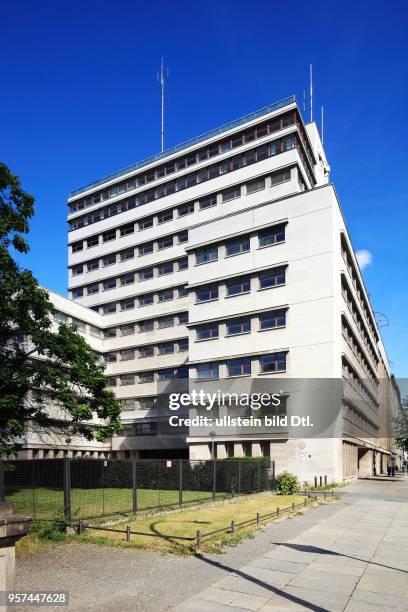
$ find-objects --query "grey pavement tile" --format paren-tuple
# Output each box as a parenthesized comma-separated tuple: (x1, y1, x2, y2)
(308, 560, 366, 577)
(174, 596, 251, 612)
(247, 558, 307, 574)
(263, 548, 320, 563)
(288, 568, 359, 594)
(240, 568, 295, 588)
(357, 565, 408, 597)
(199, 586, 269, 610)
(350, 588, 408, 611)
(261, 585, 350, 611)
(215, 575, 281, 598)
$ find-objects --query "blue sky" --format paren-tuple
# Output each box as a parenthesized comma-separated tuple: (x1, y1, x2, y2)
(1, 0, 407, 376)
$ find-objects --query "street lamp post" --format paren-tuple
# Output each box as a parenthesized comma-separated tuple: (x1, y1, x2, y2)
(209, 431, 216, 501)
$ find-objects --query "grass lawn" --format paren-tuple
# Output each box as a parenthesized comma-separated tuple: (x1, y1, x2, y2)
(81, 492, 308, 553)
(6, 486, 218, 519)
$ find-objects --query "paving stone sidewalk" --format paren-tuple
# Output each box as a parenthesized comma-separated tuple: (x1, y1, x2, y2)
(174, 476, 408, 611)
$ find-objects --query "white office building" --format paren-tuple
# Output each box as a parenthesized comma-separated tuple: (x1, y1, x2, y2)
(63, 96, 398, 481)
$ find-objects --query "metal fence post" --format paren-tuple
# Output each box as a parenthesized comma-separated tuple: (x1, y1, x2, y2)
(63, 457, 71, 523)
(196, 530, 202, 548)
(0, 460, 4, 502)
(126, 525, 131, 542)
(179, 459, 183, 507)
(238, 459, 241, 496)
(132, 453, 138, 513)
(212, 459, 216, 502)
(230, 520, 235, 534)
(256, 512, 260, 525)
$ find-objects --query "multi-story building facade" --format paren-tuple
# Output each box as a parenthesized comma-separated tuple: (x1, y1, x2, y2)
(63, 95, 398, 481)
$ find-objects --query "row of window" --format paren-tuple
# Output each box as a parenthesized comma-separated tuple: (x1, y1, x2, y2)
(68, 111, 298, 214)
(342, 358, 379, 412)
(196, 352, 287, 379)
(195, 224, 285, 265)
(73, 257, 188, 297)
(341, 316, 378, 383)
(70, 168, 291, 258)
(106, 351, 287, 387)
(107, 366, 189, 386)
(196, 309, 286, 340)
(195, 266, 286, 304)
(103, 312, 188, 338)
(76, 284, 189, 311)
(341, 276, 378, 367)
(68, 135, 298, 231)
(105, 338, 188, 362)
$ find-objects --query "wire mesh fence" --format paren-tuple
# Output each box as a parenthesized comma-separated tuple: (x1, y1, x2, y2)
(3, 457, 275, 520)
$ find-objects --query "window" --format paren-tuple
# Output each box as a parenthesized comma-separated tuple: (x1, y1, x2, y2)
(120, 299, 134, 311)
(158, 316, 174, 329)
(139, 371, 154, 383)
(231, 134, 243, 148)
(158, 288, 173, 302)
(196, 284, 218, 302)
(226, 236, 250, 257)
(103, 229, 116, 242)
(259, 309, 286, 330)
(178, 202, 194, 217)
(135, 422, 157, 436)
(158, 235, 173, 250)
(197, 362, 219, 380)
(226, 317, 251, 336)
(104, 328, 117, 338)
(87, 284, 99, 295)
(103, 254, 116, 266)
(283, 135, 295, 151)
(72, 241, 83, 253)
(103, 278, 116, 291)
(104, 353, 117, 363)
(54, 311, 67, 324)
(139, 293, 154, 307)
(178, 231, 188, 244)
(271, 168, 291, 185)
(120, 324, 134, 336)
(106, 377, 117, 387)
(138, 397, 157, 410)
(178, 338, 188, 352)
(87, 235, 99, 248)
(120, 223, 134, 237)
(158, 342, 174, 355)
(178, 312, 188, 325)
(103, 303, 116, 315)
(227, 358, 251, 377)
(87, 259, 99, 271)
(72, 265, 83, 276)
(121, 248, 134, 262)
(138, 217, 153, 230)
(260, 352, 286, 373)
(139, 267, 153, 281)
(159, 368, 175, 381)
(120, 349, 134, 361)
(158, 262, 173, 276)
(178, 258, 188, 271)
(226, 275, 250, 296)
(139, 320, 154, 332)
(177, 366, 189, 378)
(259, 224, 285, 247)
(247, 178, 265, 194)
(120, 399, 135, 411)
(197, 323, 218, 341)
(121, 374, 135, 386)
(140, 346, 154, 358)
(196, 246, 218, 265)
(139, 242, 153, 256)
(178, 286, 188, 298)
(259, 267, 286, 289)
(120, 273, 134, 286)
(199, 195, 216, 210)
(222, 186, 241, 202)
(158, 210, 173, 224)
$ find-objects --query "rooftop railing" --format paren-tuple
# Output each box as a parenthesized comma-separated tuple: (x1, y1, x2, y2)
(69, 95, 296, 198)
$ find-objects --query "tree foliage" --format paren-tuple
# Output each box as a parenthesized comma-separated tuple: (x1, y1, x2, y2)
(394, 396, 408, 452)
(0, 163, 122, 457)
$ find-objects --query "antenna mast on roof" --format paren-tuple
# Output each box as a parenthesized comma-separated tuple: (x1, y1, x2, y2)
(157, 58, 169, 152)
(309, 64, 313, 122)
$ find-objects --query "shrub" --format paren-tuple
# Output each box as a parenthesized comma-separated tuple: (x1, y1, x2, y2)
(275, 471, 299, 494)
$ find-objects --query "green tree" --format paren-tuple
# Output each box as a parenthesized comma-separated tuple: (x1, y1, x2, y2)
(0, 162, 122, 458)
(395, 397, 408, 453)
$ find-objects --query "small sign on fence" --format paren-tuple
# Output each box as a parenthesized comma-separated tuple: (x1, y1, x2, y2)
(166, 460, 172, 468)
